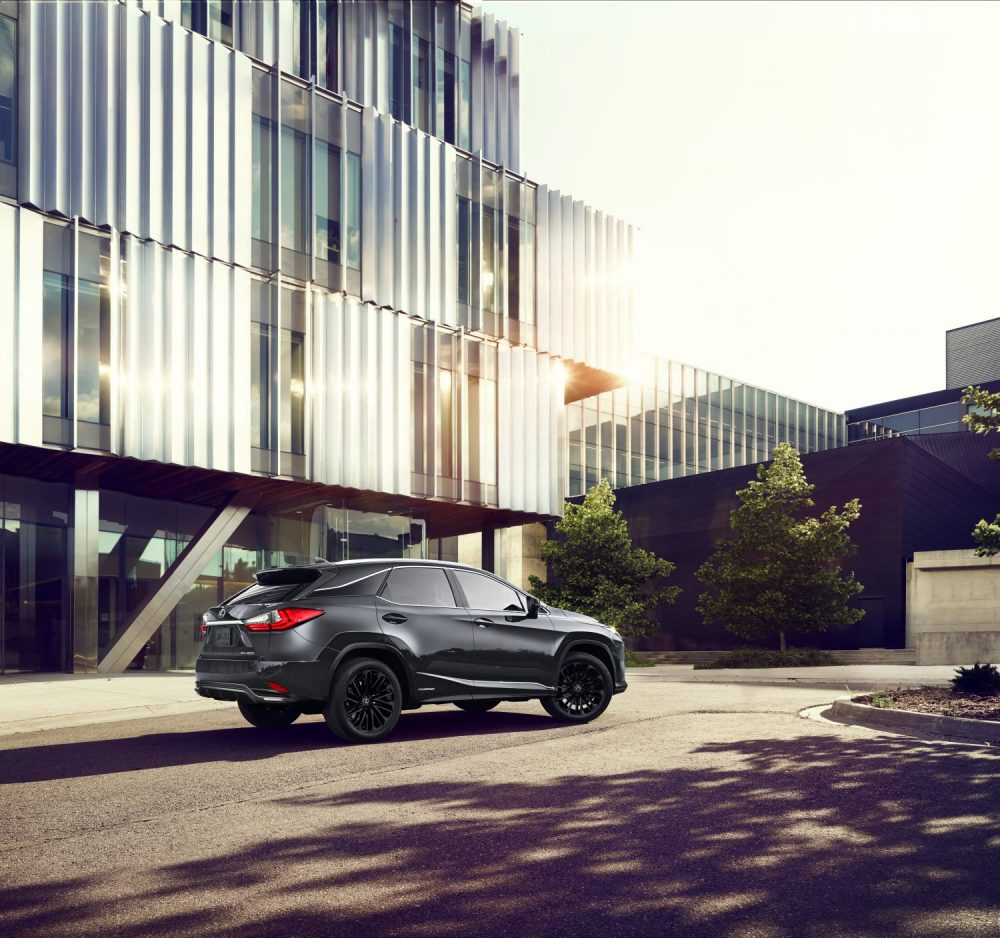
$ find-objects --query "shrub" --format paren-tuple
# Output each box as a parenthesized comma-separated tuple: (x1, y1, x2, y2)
(693, 648, 845, 670)
(624, 650, 655, 668)
(950, 662, 1000, 697)
(865, 690, 897, 709)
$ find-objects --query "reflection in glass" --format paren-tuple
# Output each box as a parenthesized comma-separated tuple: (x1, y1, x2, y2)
(0, 14, 15, 164)
(458, 58, 471, 150)
(316, 141, 341, 264)
(413, 36, 431, 132)
(77, 233, 110, 425)
(436, 48, 456, 143)
(281, 330, 305, 455)
(482, 207, 498, 313)
(389, 21, 406, 120)
(346, 152, 361, 269)
(42, 272, 71, 419)
(251, 115, 272, 246)
(281, 127, 310, 254)
(457, 196, 471, 306)
(317, 0, 338, 89)
(251, 322, 270, 449)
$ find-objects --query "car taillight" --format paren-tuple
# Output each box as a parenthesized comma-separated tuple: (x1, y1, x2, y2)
(243, 607, 324, 632)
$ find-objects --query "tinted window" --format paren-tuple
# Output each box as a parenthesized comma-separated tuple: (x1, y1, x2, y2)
(224, 568, 321, 606)
(453, 571, 523, 612)
(315, 567, 389, 597)
(382, 567, 457, 607)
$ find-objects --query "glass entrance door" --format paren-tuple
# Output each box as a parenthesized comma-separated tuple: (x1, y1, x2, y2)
(1, 519, 68, 673)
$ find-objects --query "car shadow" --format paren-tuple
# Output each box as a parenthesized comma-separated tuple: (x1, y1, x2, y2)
(2, 735, 998, 937)
(0, 706, 558, 785)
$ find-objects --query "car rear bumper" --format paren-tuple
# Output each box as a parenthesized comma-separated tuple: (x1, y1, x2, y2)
(195, 655, 330, 705)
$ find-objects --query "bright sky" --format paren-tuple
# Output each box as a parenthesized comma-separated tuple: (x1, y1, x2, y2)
(482, 0, 1000, 411)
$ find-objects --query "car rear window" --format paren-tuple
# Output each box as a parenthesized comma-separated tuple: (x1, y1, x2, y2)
(224, 568, 324, 606)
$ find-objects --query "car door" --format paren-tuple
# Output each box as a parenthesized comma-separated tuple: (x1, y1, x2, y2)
(449, 569, 557, 693)
(375, 565, 478, 702)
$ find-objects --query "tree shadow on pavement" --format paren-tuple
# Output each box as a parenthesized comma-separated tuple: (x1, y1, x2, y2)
(0, 708, 556, 784)
(2, 734, 998, 937)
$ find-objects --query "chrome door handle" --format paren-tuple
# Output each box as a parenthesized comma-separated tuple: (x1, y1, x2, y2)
(474, 618, 494, 628)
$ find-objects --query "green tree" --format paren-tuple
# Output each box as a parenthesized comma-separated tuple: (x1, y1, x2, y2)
(961, 385, 1000, 556)
(528, 480, 679, 638)
(695, 442, 864, 652)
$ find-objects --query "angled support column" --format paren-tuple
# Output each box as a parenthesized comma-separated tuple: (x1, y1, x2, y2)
(98, 490, 259, 673)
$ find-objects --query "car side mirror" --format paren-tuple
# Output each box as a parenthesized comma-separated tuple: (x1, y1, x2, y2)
(525, 596, 540, 620)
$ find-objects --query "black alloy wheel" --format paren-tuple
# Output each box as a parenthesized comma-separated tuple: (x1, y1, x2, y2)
(324, 658, 402, 743)
(237, 699, 302, 729)
(454, 699, 501, 713)
(541, 652, 613, 723)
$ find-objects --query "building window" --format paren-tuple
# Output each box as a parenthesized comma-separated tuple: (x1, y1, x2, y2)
(482, 206, 498, 314)
(281, 329, 305, 455)
(389, 19, 406, 121)
(436, 49, 456, 144)
(42, 224, 110, 438)
(42, 228, 72, 421)
(250, 321, 270, 450)
(0, 12, 15, 166)
(346, 151, 361, 271)
(290, 0, 313, 79)
(413, 36, 431, 133)
(457, 196, 471, 306)
(181, 0, 208, 36)
(317, 0, 338, 89)
(458, 58, 471, 150)
(182, 1, 233, 46)
(316, 141, 341, 266)
(251, 115, 273, 250)
(210, 1, 234, 46)
(281, 127, 309, 257)
(77, 233, 110, 426)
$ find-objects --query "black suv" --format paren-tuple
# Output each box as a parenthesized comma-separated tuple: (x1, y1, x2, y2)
(195, 559, 627, 742)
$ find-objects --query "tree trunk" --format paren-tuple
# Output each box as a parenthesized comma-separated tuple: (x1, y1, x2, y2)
(779, 631, 786, 653)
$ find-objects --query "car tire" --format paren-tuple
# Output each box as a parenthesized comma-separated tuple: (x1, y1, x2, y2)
(324, 658, 402, 743)
(541, 652, 613, 724)
(454, 699, 501, 713)
(237, 699, 301, 729)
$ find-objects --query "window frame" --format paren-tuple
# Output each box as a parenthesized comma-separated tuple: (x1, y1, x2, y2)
(450, 569, 525, 614)
(378, 565, 460, 609)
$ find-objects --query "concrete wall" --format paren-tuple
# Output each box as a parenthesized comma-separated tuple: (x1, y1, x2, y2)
(907, 550, 1000, 665)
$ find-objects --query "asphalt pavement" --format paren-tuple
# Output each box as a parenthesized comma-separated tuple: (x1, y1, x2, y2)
(1, 674, 997, 937)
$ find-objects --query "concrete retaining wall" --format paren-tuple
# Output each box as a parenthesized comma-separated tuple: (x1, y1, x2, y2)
(907, 550, 1000, 665)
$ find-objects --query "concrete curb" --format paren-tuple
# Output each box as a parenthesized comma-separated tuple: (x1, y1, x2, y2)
(830, 698, 1000, 744)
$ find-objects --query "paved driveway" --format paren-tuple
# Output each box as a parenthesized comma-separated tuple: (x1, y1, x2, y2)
(1, 680, 997, 937)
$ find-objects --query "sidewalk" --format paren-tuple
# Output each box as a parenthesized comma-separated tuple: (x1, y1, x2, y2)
(0, 663, 959, 736)
(0, 671, 229, 736)
(627, 663, 958, 689)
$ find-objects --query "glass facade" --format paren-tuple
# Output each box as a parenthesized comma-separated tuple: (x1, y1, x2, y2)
(4, 0, 632, 674)
(0, 476, 70, 674)
(568, 360, 847, 496)
(411, 323, 498, 505)
(93, 491, 425, 673)
(40, 222, 111, 449)
(848, 401, 971, 443)
(0, 8, 15, 171)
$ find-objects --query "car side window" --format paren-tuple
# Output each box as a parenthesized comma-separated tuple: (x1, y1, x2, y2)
(453, 570, 524, 612)
(381, 567, 458, 607)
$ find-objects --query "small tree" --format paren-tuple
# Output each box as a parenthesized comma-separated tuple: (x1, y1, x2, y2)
(695, 443, 864, 652)
(528, 480, 679, 639)
(961, 385, 1000, 556)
